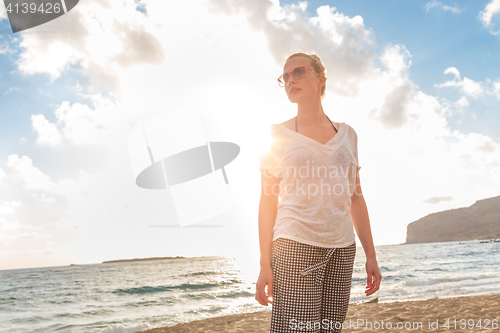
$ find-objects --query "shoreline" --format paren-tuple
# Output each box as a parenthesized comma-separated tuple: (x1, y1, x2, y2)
(137, 292, 500, 332)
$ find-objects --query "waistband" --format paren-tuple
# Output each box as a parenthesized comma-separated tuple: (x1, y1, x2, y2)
(299, 247, 337, 286)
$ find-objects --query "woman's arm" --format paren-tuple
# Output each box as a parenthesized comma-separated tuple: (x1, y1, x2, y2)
(350, 167, 382, 296)
(255, 170, 281, 306)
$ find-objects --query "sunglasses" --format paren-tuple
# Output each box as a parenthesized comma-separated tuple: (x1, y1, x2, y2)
(277, 66, 318, 87)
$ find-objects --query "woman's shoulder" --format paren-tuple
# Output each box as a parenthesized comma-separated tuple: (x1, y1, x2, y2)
(341, 122, 359, 141)
(268, 123, 284, 135)
(267, 118, 294, 136)
(269, 121, 294, 137)
(342, 122, 358, 133)
(261, 123, 288, 148)
(341, 121, 355, 130)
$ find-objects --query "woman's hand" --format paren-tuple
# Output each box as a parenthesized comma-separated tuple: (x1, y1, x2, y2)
(255, 264, 273, 306)
(365, 257, 382, 296)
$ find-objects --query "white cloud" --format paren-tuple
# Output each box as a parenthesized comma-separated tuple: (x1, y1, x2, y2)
(422, 196, 453, 204)
(436, 67, 500, 100)
(54, 100, 113, 145)
(435, 67, 484, 98)
(207, 1, 377, 96)
(461, 77, 485, 98)
(4, 87, 19, 95)
(381, 44, 412, 81)
(480, 0, 500, 26)
(368, 44, 414, 128)
(0, 201, 22, 215)
(425, 0, 464, 14)
(459, 132, 500, 154)
(0, 217, 22, 231)
(0, 167, 5, 185)
(493, 80, 500, 99)
(444, 66, 461, 80)
(7, 154, 57, 190)
(31, 114, 62, 145)
(17, 231, 54, 239)
(40, 193, 56, 204)
(453, 96, 470, 109)
(480, 0, 500, 35)
(0, 1, 6, 20)
(31, 98, 125, 146)
(0, 42, 14, 55)
(15, 0, 164, 91)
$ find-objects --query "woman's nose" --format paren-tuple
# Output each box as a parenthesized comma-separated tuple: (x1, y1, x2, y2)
(286, 76, 296, 86)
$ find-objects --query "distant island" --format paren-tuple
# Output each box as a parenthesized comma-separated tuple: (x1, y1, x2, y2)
(102, 256, 187, 264)
(406, 194, 500, 244)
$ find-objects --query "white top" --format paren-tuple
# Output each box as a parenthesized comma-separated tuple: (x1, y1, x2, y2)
(259, 122, 360, 248)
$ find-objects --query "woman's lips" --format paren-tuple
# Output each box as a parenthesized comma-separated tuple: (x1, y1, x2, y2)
(290, 88, 301, 94)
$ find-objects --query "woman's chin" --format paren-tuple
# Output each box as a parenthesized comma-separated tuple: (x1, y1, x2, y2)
(288, 95, 305, 104)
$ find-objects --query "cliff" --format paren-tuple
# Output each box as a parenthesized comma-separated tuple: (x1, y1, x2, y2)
(405, 195, 500, 244)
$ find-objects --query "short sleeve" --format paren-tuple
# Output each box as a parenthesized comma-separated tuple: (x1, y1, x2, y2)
(259, 125, 284, 178)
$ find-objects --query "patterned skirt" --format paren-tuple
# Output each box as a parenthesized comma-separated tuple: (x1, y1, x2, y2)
(270, 238, 356, 332)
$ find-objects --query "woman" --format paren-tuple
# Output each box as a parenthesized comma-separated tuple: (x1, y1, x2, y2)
(256, 52, 382, 332)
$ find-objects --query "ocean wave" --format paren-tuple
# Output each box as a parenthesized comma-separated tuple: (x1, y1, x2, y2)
(53, 308, 115, 318)
(112, 280, 239, 295)
(182, 290, 254, 300)
(403, 274, 498, 287)
(219, 290, 254, 298)
(0, 296, 17, 305)
(44, 298, 77, 305)
(378, 266, 393, 272)
(177, 270, 224, 278)
(124, 299, 164, 307)
(112, 286, 172, 295)
(96, 322, 153, 333)
(413, 268, 444, 272)
(352, 274, 415, 283)
(186, 305, 226, 314)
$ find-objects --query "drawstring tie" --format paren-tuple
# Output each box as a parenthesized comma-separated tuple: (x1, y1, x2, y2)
(299, 247, 337, 286)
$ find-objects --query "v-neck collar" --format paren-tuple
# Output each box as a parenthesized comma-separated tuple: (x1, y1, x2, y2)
(276, 122, 344, 147)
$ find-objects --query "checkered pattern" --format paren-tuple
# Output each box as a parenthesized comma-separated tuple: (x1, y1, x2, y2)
(270, 238, 356, 332)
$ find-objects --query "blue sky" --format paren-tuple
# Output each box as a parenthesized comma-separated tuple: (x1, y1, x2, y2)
(282, 0, 500, 139)
(0, 0, 500, 270)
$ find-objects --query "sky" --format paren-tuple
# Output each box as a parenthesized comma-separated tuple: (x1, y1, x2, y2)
(0, 0, 499, 271)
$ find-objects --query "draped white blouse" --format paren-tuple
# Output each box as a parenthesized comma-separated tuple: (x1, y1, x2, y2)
(259, 122, 360, 248)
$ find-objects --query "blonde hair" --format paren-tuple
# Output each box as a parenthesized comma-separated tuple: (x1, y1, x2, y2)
(285, 52, 327, 99)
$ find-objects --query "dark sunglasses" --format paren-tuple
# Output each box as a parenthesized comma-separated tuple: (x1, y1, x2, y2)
(277, 66, 318, 87)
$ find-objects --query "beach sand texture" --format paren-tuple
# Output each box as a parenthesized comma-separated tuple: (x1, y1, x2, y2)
(138, 293, 500, 333)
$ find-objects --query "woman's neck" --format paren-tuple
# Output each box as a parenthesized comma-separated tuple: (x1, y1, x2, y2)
(296, 100, 329, 127)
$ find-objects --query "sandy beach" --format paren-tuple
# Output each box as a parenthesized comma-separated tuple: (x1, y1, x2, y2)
(138, 293, 500, 333)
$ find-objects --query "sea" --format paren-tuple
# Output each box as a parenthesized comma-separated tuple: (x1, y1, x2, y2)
(1, 239, 499, 333)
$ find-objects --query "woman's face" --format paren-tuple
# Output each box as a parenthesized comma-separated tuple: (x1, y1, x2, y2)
(282, 56, 324, 104)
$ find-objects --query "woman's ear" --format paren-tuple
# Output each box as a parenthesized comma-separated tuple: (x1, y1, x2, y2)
(319, 75, 326, 89)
